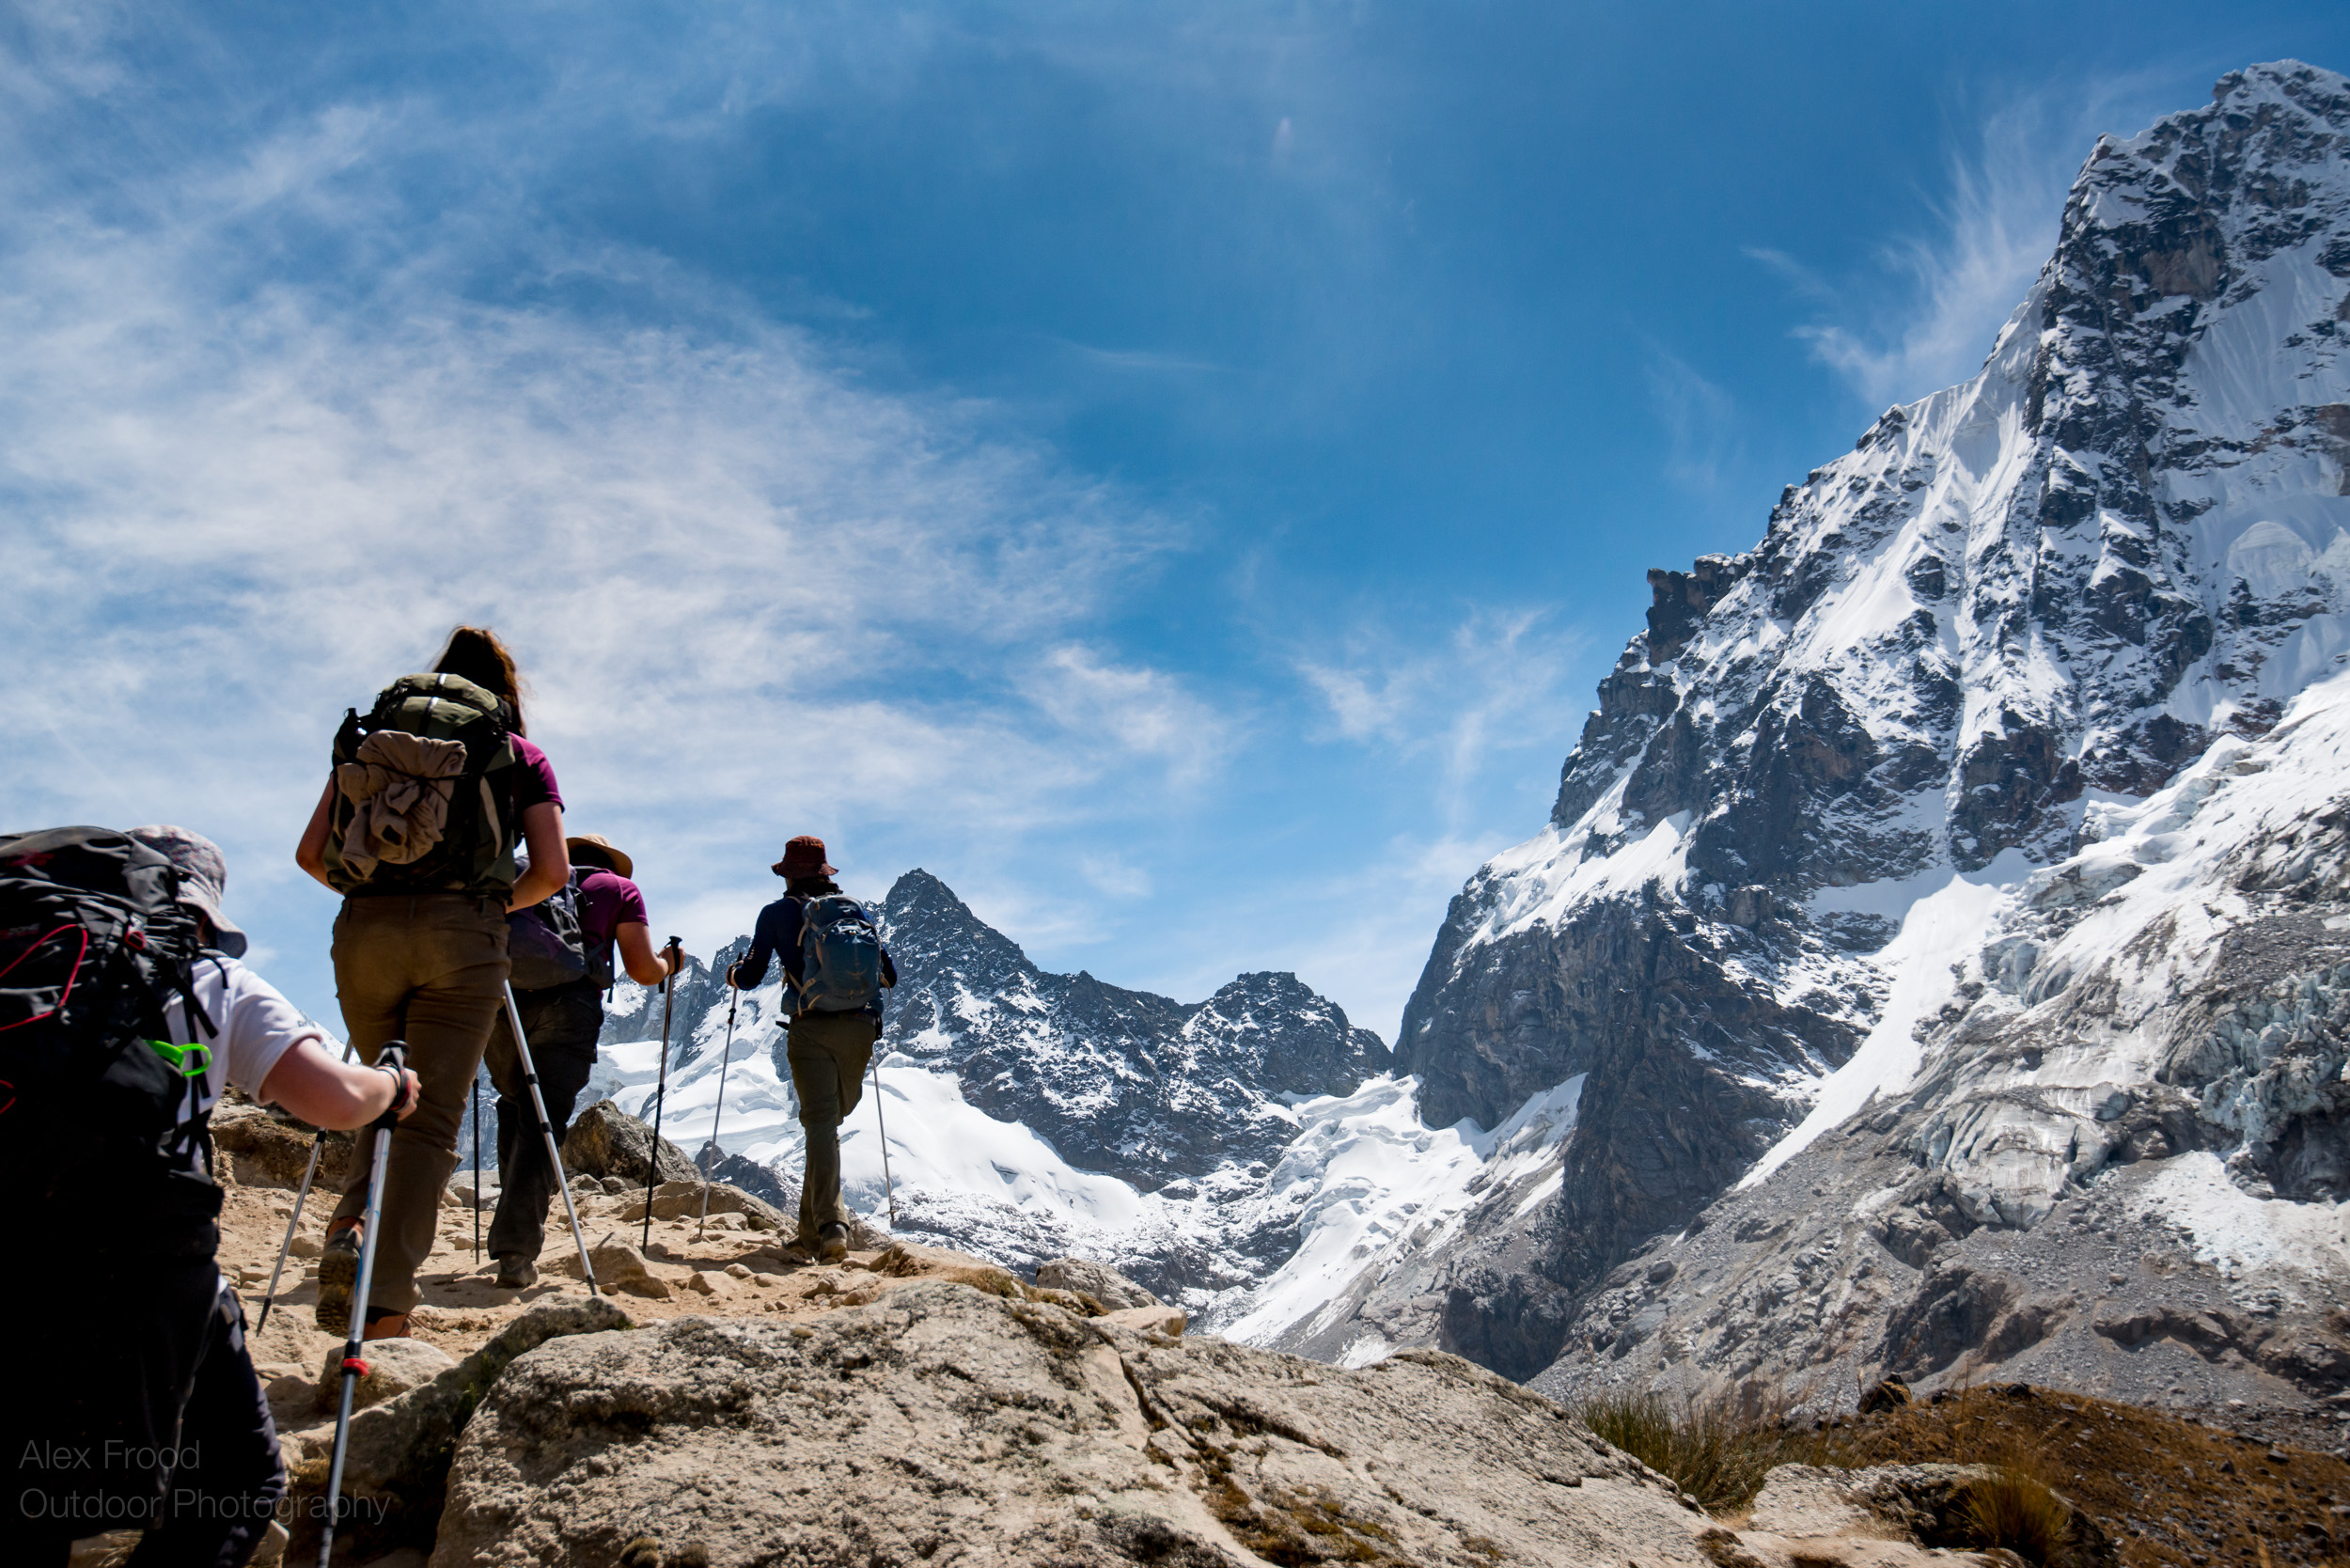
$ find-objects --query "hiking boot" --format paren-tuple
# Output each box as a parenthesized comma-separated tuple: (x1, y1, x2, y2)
(315, 1222, 362, 1334)
(494, 1254, 538, 1290)
(817, 1222, 850, 1263)
(361, 1307, 410, 1341)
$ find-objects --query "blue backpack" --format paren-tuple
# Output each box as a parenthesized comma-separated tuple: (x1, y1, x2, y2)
(796, 895, 883, 1014)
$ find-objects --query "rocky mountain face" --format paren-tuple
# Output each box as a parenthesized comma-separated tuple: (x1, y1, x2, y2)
(1318, 61, 2350, 1397)
(880, 870, 1392, 1188)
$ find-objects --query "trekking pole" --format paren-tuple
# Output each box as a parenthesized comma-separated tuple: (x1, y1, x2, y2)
(642, 939, 680, 1251)
(501, 980, 599, 1295)
(697, 971, 741, 1240)
(471, 1072, 482, 1265)
(870, 1046, 899, 1229)
(254, 1035, 357, 1338)
(319, 1043, 409, 1568)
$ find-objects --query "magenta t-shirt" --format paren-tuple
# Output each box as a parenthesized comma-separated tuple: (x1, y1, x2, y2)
(509, 735, 563, 813)
(576, 868, 649, 977)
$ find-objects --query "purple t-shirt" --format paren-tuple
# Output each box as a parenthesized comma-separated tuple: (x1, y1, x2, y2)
(510, 734, 563, 814)
(577, 869, 648, 945)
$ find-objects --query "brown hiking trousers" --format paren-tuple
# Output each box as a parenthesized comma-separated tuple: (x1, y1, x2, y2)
(329, 892, 511, 1314)
(787, 1011, 877, 1243)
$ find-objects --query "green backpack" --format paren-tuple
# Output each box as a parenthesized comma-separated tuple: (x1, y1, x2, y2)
(321, 673, 522, 896)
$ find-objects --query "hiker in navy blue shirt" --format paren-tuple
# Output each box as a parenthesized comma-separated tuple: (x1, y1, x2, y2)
(731, 836, 895, 1261)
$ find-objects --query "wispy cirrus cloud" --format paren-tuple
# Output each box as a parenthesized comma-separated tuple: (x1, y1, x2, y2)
(1298, 607, 1586, 836)
(1752, 76, 2167, 410)
(1645, 346, 1739, 491)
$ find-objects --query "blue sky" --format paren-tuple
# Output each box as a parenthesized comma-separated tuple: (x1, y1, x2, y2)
(6, 2, 2347, 1044)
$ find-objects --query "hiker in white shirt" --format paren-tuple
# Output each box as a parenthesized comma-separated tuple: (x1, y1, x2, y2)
(24, 825, 419, 1568)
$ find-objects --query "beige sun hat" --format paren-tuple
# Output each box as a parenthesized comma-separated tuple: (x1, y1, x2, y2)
(565, 834, 634, 879)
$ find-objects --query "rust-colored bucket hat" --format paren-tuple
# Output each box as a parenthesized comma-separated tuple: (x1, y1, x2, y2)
(771, 835, 837, 878)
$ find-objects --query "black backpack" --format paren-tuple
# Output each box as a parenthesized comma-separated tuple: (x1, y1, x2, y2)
(0, 827, 221, 1255)
(509, 868, 598, 992)
(321, 673, 522, 897)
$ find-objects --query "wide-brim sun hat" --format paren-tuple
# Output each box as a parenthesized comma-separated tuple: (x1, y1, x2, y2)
(771, 835, 838, 878)
(126, 825, 249, 957)
(566, 833, 634, 879)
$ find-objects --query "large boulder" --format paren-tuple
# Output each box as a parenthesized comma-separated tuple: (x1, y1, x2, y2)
(430, 1280, 1714, 1565)
(284, 1297, 633, 1561)
(312, 1336, 457, 1414)
(698, 1149, 795, 1212)
(561, 1099, 697, 1184)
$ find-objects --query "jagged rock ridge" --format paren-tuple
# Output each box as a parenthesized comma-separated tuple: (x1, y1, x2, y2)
(881, 869, 1391, 1188)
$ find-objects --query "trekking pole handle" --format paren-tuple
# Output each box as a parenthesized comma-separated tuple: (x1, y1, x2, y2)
(371, 1043, 415, 1130)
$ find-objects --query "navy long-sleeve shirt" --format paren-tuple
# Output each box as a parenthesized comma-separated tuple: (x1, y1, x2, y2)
(734, 894, 897, 1020)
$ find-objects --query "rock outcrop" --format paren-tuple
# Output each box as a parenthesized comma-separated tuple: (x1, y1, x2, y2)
(431, 1280, 1717, 1566)
(563, 1099, 699, 1186)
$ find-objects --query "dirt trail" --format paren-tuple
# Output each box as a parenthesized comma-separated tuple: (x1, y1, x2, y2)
(212, 1159, 985, 1465)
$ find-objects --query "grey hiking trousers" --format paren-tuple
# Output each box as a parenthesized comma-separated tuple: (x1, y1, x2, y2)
(787, 1011, 877, 1243)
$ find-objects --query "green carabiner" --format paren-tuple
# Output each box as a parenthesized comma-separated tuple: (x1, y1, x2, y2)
(148, 1039, 213, 1078)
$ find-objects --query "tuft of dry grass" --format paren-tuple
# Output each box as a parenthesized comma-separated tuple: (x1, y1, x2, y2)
(1959, 1454, 2078, 1568)
(1573, 1388, 1830, 1513)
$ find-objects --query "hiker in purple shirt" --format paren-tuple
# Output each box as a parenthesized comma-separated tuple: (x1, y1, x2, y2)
(483, 832, 680, 1287)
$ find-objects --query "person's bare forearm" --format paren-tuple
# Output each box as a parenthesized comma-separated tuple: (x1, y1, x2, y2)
(507, 861, 567, 910)
(258, 1037, 420, 1129)
(616, 922, 681, 986)
(507, 802, 570, 911)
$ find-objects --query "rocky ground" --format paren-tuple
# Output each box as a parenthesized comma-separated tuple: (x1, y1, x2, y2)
(58, 1099, 2180, 1567)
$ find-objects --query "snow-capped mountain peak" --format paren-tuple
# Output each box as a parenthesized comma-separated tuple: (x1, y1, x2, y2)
(1378, 61, 2350, 1387)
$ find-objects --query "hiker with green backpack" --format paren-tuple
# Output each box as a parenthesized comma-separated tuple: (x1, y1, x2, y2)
(1, 825, 420, 1567)
(294, 625, 571, 1341)
(728, 836, 897, 1262)
(483, 832, 682, 1287)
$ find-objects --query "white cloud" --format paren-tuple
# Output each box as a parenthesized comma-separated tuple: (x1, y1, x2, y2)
(1297, 607, 1586, 835)
(1024, 646, 1233, 787)
(1078, 854, 1153, 900)
(1644, 346, 1738, 491)
(1759, 78, 2163, 410)
(0, 33, 1227, 999)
